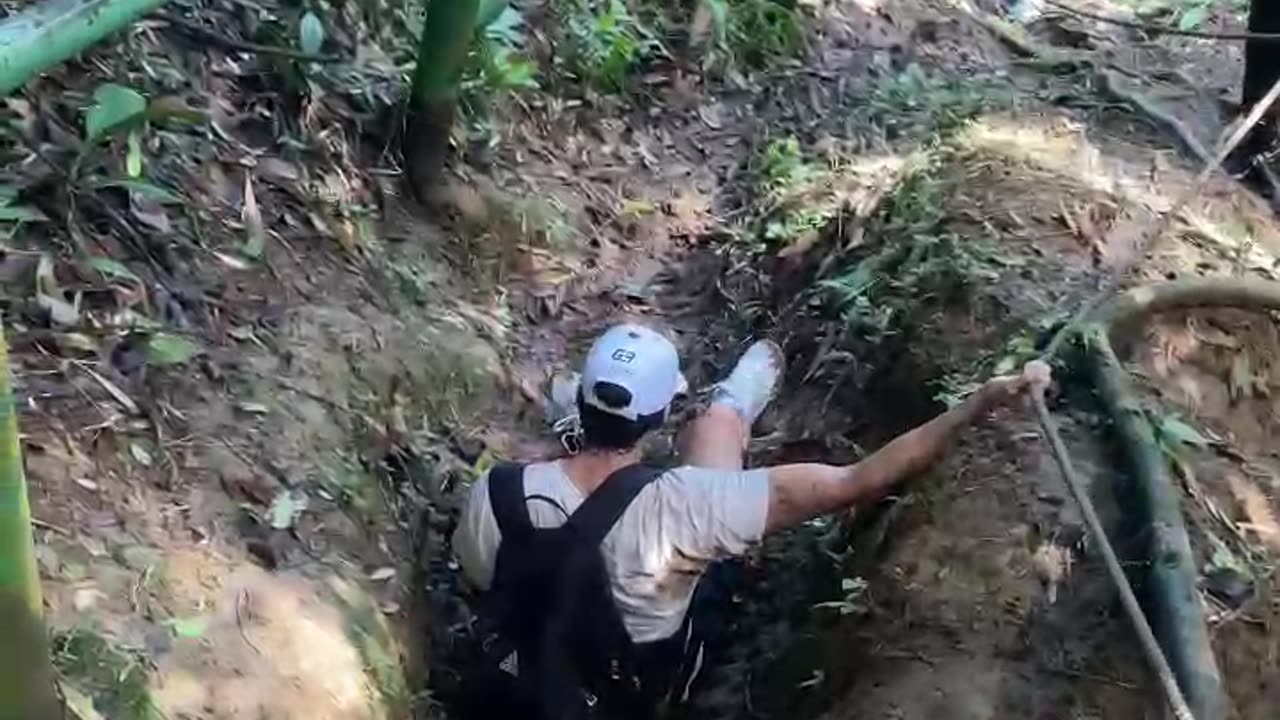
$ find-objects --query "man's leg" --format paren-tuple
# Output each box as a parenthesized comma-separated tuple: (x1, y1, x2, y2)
(683, 339, 785, 470)
(667, 340, 784, 710)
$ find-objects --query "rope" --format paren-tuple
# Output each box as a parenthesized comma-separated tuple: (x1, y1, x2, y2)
(1030, 390, 1197, 720)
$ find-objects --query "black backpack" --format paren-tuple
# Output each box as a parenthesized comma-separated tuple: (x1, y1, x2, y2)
(459, 463, 665, 720)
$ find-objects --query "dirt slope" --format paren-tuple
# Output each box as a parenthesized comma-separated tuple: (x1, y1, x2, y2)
(7, 0, 1280, 718)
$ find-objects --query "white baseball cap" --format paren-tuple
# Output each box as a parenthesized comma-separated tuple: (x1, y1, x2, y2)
(580, 324, 688, 421)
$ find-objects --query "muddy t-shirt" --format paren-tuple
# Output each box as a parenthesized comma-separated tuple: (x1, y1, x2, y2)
(453, 461, 771, 643)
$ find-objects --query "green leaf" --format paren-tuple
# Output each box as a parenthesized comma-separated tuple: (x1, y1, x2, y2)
(1178, 4, 1211, 31)
(167, 615, 209, 639)
(62, 684, 105, 720)
(85, 83, 147, 141)
(88, 256, 141, 284)
(147, 95, 207, 124)
(300, 11, 325, 55)
(0, 185, 18, 206)
(1157, 416, 1210, 448)
(269, 488, 308, 529)
(485, 6, 526, 46)
(129, 442, 153, 467)
(125, 128, 143, 178)
(146, 333, 202, 366)
(0, 204, 48, 222)
(93, 178, 183, 204)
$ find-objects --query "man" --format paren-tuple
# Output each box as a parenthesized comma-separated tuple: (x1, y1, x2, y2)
(453, 323, 1049, 717)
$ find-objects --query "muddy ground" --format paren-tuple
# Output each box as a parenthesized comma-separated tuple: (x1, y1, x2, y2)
(7, 0, 1280, 718)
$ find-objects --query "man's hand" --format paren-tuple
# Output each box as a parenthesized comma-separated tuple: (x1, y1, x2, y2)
(978, 360, 1053, 409)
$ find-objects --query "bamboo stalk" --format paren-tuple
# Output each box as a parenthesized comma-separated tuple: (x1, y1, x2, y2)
(0, 0, 171, 96)
(403, 0, 480, 200)
(0, 321, 61, 719)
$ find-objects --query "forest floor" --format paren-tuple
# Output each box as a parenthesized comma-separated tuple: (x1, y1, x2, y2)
(7, 0, 1280, 717)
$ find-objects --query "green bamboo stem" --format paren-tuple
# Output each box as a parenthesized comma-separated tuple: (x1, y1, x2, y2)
(0, 323, 61, 719)
(1082, 323, 1221, 720)
(1068, 277, 1280, 720)
(0, 0, 171, 96)
(404, 0, 480, 200)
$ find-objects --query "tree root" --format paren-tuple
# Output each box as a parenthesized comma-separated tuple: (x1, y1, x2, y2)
(1090, 276, 1280, 338)
(1094, 69, 1212, 164)
(1074, 276, 1280, 720)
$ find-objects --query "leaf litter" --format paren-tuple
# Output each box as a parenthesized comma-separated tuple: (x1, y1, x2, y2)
(9, 0, 1280, 718)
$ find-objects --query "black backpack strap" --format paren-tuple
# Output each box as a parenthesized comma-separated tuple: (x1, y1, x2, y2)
(564, 465, 663, 545)
(488, 463, 533, 537)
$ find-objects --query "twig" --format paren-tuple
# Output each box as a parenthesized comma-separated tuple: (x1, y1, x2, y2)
(71, 360, 141, 416)
(1040, 663, 1139, 689)
(1045, 0, 1280, 42)
(159, 14, 348, 63)
(1030, 390, 1197, 720)
(31, 517, 70, 535)
(236, 588, 263, 656)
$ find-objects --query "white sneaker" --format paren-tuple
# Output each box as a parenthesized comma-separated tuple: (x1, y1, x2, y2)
(711, 340, 784, 427)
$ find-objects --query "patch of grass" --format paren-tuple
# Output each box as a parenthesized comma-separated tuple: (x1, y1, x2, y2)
(763, 206, 829, 244)
(746, 136, 836, 249)
(859, 64, 1008, 142)
(329, 579, 411, 719)
(816, 162, 1002, 338)
(756, 135, 816, 197)
(1117, 0, 1250, 31)
(702, 0, 805, 72)
(558, 0, 656, 92)
(319, 451, 383, 515)
(53, 628, 159, 720)
(462, 6, 539, 141)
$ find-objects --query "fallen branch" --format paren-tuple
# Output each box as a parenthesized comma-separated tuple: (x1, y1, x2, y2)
(158, 14, 348, 63)
(1045, 0, 1280, 43)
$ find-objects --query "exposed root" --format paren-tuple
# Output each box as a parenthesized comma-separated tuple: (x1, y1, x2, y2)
(1092, 277, 1280, 340)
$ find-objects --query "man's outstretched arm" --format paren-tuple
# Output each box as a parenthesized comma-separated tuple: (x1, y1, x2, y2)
(763, 362, 1050, 532)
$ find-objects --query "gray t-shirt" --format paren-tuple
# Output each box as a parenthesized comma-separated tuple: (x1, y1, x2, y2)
(453, 461, 771, 643)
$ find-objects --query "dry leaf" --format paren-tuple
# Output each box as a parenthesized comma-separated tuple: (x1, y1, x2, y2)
(1032, 543, 1073, 604)
(1227, 472, 1280, 551)
(257, 157, 301, 183)
(242, 174, 265, 258)
(35, 254, 80, 327)
(129, 193, 171, 233)
(1150, 319, 1198, 378)
(1230, 353, 1251, 403)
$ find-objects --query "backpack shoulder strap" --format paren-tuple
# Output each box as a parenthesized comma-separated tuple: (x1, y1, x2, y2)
(488, 463, 533, 537)
(564, 465, 663, 545)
